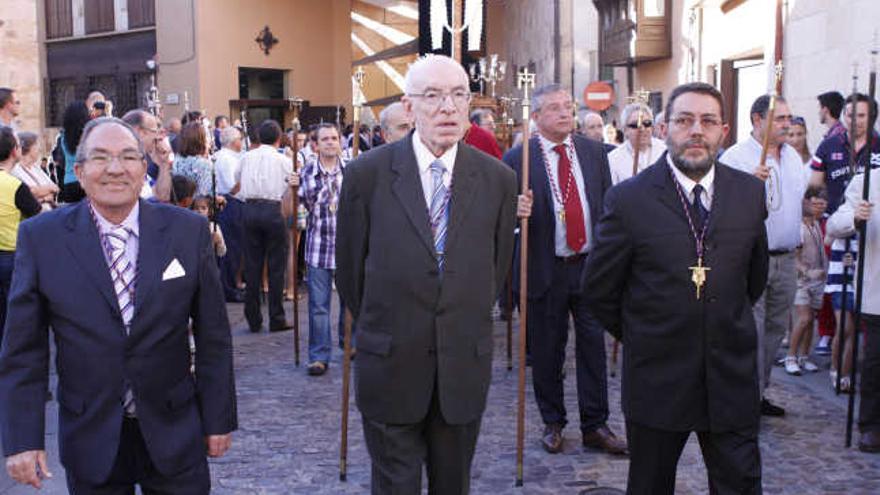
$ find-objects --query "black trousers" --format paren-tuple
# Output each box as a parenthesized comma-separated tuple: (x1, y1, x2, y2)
(527, 255, 609, 432)
(66, 418, 209, 495)
(860, 313, 880, 433)
(243, 200, 288, 331)
(217, 196, 244, 300)
(626, 421, 762, 495)
(361, 386, 482, 495)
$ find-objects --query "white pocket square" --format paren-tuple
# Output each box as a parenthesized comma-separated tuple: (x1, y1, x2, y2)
(162, 258, 186, 281)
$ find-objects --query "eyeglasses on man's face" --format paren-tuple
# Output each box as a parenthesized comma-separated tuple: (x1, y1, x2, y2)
(408, 89, 472, 109)
(668, 114, 723, 131)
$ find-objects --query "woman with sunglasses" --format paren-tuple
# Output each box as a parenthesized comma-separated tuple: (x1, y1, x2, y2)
(607, 102, 667, 185)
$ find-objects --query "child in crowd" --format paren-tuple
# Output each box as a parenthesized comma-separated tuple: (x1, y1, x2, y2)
(192, 195, 227, 257)
(172, 174, 197, 209)
(786, 186, 829, 375)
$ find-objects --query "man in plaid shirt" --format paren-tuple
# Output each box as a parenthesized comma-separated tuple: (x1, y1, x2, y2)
(298, 123, 347, 376)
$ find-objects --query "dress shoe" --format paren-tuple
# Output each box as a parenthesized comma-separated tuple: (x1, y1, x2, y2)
(541, 424, 564, 453)
(858, 431, 880, 453)
(269, 322, 294, 333)
(307, 361, 328, 376)
(248, 325, 262, 333)
(760, 398, 785, 417)
(583, 424, 628, 455)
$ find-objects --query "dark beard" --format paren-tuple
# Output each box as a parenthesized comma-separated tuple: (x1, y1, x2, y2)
(669, 140, 715, 181)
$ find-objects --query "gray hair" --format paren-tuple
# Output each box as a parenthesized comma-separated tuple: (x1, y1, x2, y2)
(531, 83, 569, 112)
(621, 103, 654, 126)
(379, 102, 405, 130)
(220, 126, 242, 147)
(121, 109, 151, 129)
(74, 117, 144, 164)
(404, 55, 467, 95)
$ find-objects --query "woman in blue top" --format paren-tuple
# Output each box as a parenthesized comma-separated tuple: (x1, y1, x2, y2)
(57, 101, 90, 203)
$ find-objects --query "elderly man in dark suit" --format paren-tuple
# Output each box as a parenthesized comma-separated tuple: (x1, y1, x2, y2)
(504, 83, 626, 456)
(336, 55, 518, 494)
(0, 117, 237, 494)
(583, 83, 769, 494)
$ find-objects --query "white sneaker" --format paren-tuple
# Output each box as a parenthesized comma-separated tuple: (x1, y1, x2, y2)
(784, 356, 802, 375)
(798, 356, 819, 372)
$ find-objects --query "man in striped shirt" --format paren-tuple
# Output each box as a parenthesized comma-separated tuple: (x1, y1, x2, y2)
(298, 123, 347, 376)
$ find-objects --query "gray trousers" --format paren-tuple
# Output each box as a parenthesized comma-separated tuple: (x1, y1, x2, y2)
(753, 252, 797, 392)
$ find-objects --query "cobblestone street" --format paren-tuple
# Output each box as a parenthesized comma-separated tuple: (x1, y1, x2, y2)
(2, 298, 879, 494)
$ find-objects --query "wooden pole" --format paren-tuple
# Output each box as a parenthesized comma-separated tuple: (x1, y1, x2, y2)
(505, 271, 513, 371)
(451, 0, 463, 63)
(515, 67, 535, 488)
(288, 99, 303, 367)
(340, 67, 365, 482)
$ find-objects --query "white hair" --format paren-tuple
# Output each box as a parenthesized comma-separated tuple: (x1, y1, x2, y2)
(404, 55, 467, 95)
(379, 102, 406, 130)
(621, 103, 653, 125)
(220, 126, 242, 147)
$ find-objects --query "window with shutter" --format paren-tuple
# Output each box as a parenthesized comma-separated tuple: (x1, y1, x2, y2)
(128, 0, 156, 29)
(85, 0, 115, 34)
(45, 0, 73, 39)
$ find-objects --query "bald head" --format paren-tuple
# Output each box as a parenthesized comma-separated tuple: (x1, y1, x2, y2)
(404, 55, 469, 95)
(379, 102, 412, 144)
(582, 112, 604, 141)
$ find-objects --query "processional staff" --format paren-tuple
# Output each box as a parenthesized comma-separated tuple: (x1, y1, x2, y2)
(515, 66, 535, 488)
(837, 64, 860, 396)
(758, 62, 785, 211)
(288, 97, 304, 367)
(340, 65, 366, 482)
(846, 38, 878, 448)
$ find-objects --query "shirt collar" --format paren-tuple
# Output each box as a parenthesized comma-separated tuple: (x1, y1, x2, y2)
(666, 153, 714, 196)
(92, 201, 140, 238)
(538, 133, 573, 154)
(412, 130, 457, 175)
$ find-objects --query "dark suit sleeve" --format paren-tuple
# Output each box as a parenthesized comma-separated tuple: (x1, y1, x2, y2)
(191, 219, 238, 435)
(748, 186, 769, 304)
(336, 162, 368, 318)
(0, 222, 50, 456)
(582, 186, 632, 339)
(494, 168, 518, 296)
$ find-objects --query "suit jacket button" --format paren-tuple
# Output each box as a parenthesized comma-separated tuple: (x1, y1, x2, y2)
(708, 296, 718, 303)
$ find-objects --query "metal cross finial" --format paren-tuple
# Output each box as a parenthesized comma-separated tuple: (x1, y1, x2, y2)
(353, 67, 367, 108)
(517, 68, 535, 95)
(627, 88, 650, 106)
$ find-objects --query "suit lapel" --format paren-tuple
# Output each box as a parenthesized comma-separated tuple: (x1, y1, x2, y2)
(444, 146, 478, 250)
(390, 139, 437, 259)
(65, 202, 123, 318)
(650, 154, 689, 224)
(529, 138, 554, 222)
(706, 164, 730, 240)
(133, 200, 171, 320)
(573, 138, 601, 223)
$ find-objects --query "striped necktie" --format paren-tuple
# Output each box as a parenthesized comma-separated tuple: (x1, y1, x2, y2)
(103, 226, 135, 330)
(429, 160, 450, 270)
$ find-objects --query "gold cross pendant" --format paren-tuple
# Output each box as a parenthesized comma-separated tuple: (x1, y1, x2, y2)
(689, 257, 711, 300)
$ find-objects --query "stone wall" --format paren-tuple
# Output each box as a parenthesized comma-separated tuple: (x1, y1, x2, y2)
(0, 0, 44, 133)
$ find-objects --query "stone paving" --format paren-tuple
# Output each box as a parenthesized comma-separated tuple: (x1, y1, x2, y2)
(2, 297, 880, 494)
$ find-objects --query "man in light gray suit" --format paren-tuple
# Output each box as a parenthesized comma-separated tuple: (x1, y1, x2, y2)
(336, 55, 518, 494)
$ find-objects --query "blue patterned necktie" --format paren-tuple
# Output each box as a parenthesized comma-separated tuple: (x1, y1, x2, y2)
(429, 160, 450, 270)
(102, 225, 137, 416)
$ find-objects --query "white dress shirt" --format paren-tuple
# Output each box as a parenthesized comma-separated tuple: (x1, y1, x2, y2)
(238, 144, 293, 201)
(668, 153, 715, 210)
(214, 147, 242, 197)
(538, 134, 592, 256)
(412, 130, 457, 209)
(608, 137, 667, 185)
(721, 136, 805, 251)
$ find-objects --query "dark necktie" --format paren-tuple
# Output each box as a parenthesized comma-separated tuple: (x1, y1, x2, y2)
(691, 184, 708, 230)
(553, 144, 586, 252)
